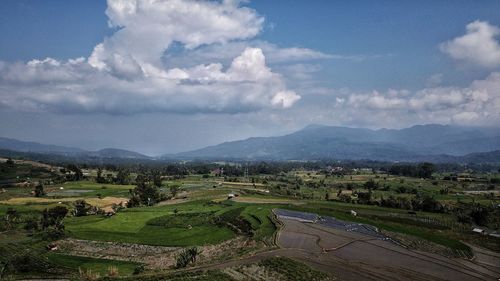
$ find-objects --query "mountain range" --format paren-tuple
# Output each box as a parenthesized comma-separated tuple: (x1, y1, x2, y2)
(0, 137, 150, 159)
(1, 124, 500, 163)
(165, 124, 500, 162)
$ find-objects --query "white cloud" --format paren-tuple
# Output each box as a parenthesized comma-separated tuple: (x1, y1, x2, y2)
(336, 73, 500, 126)
(271, 91, 301, 108)
(440, 20, 500, 68)
(90, 0, 264, 72)
(0, 0, 303, 114)
(162, 40, 366, 69)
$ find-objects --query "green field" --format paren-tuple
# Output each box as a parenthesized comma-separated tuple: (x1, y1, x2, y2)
(65, 201, 236, 246)
(47, 253, 140, 276)
(47, 181, 135, 198)
(1, 159, 498, 279)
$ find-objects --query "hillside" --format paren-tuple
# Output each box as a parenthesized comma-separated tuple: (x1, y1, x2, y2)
(0, 137, 150, 160)
(169, 124, 500, 161)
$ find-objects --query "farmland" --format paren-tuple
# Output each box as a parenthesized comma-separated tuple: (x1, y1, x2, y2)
(0, 158, 499, 280)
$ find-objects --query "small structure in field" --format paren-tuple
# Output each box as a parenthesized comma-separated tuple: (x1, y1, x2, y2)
(350, 210, 357, 216)
(472, 228, 485, 234)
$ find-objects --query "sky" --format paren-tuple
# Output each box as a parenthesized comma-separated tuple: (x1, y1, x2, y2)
(1, 0, 500, 155)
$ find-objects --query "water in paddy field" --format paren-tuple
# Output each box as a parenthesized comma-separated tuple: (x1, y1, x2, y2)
(275, 209, 392, 241)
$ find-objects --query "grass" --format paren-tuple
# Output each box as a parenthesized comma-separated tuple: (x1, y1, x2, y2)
(64, 200, 279, 246)
(240, 204, 277, 241)
(47, 181, 135, 198)
(65, 201, 236, 246)
(47, 253, 140, 276)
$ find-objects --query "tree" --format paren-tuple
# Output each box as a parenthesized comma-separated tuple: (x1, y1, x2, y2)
(115, 169, 130, 185)
(4, 208, 18, 229)
(187, 247, 200, 263)
(170, 185, 179, 199)
(24, 218, 39, 233)
(153, 173, 162, 188)
(96, 168, 106, 183)
(41, 206, 68, 230)
(418, 163, 435, 179)
(364, 179, 378, 190)
(470, 205, 489, 226)
(175, 247, 200, 268)
(127, 175, 160, 207)
(126, 195, 141, 208)
(34, 183, 45, 197)
(5, 158, 14, 166)
(357, 190, 373, 204)
(66, 164, 83, 181)
(74, 200, 91, 216)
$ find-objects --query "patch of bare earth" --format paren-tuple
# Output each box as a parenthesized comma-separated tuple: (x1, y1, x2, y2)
(57, 238, 181, 267)
(56, 236, 263, 269)
(222, 264, 286, 281)
(273, 217, 498, 281)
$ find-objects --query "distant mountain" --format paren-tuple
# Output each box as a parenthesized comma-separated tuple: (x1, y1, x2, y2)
(0, 137, 150, 159)
(459, 150, 500, 164)
(168, 124, 500, 162)
(88, 148, 150, 159)
(0, 137, 85, 154)
(2, 124, 500, 163)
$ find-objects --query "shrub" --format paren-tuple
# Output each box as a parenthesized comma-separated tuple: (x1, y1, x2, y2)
(74, 200, 91, 216)
(126, 195, 141, 208)
(79, 267, 100, 280)
(34, 183, 46, 197)
(338, 194, 352, 203)
(175, 247, 200, 268)
(107, 266, 119, 277)
(133, 264, 145, 275)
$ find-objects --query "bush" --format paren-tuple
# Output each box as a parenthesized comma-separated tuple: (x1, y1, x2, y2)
(79, 267, 101, 280)
(126, 195, 141, 208)
(74, 200, 91, 216)
(470, 206, 490, 226)
(133, 264, 145, 275)
(211, 208, 253, 236)
(107, 266, 119, 277)
(34, 184, 46, 197)
(175, 247, 200, 268)
(338, 194, 352, 203)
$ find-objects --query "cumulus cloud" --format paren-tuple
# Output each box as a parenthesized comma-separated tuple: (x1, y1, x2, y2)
(440, 20, 500, 68)
(338, 73, 500, 126)
(0, 0, 303, 114)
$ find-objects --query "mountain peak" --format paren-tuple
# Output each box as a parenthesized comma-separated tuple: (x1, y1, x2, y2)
(173, 124, 500, 161)
(301, 124, 327, 131)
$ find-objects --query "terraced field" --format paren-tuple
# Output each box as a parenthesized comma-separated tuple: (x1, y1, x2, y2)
(272, 209, 499, 281)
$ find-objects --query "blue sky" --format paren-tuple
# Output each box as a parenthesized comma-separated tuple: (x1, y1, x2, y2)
(1, 0, 499, 155)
